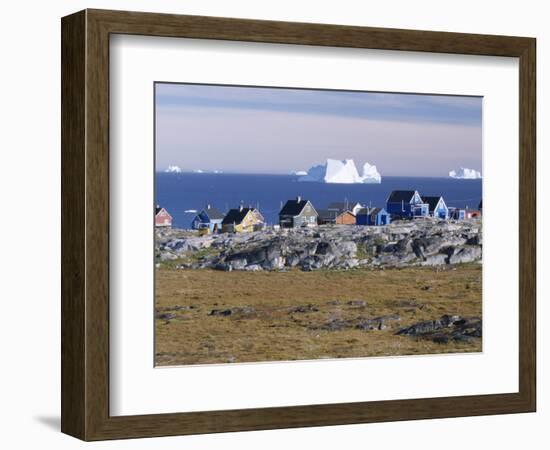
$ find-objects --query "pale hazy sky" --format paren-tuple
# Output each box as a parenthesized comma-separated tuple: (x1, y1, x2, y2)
(155, 83, 482, 177)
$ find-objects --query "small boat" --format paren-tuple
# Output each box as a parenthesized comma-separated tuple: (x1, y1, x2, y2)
(184, 209, 197, 213)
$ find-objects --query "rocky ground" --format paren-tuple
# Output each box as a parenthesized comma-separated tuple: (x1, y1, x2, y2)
(156, 217, 482, 271)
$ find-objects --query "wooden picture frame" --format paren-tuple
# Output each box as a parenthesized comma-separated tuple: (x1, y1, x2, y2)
(61, 9, 536, 441)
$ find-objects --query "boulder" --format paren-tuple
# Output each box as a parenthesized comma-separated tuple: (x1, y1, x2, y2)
(421, 254, 448, 266)
(449, 246, 482, 264)
(356, 314, 401, 331)
(396, 315, 481, 343)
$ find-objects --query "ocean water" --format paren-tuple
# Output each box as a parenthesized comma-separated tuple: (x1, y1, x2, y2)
(156, 173, 482, 229)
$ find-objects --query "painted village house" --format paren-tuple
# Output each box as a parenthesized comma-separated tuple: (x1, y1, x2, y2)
(317, 209, 356, 225)
(155, 206, 172, 227)
(422, 195, 449, 220)
(279, 196, 319, 228)
(356, 207, 391, 226)
(191, 205, 224, 234)
(465, 209, 482, 219)
(221, 206, 265, 233)
(448, 207, 466, 220)
(386, 190, 429, 218)
(327, 201, 364, 216)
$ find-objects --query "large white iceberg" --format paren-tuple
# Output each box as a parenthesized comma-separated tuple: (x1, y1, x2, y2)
(165, 165, 182, 173)
(298, 159, 381, 184)
(449, 167, 482, 179)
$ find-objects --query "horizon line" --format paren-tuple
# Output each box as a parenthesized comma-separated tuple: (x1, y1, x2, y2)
(156, 170, 482, 180)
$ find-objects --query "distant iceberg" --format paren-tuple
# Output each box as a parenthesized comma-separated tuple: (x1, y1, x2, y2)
(291, 170, 308, 176)
(193, 169, 204, 174)
(360, 162, 382, 184)
(165, 165, 182, 173)
(449, 167, 482, 179)
(298, 159, 381, 184)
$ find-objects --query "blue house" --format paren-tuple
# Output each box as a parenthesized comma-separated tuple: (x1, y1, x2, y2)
(356, 207, 391, 226)
(422, 196, 449, 219)
(191, 205, 225, 233)
(448, 207, 466, 220)
(386, 190, 429, 218)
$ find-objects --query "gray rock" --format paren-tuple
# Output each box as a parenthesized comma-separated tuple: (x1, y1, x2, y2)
(155, 312, 176, 320)
(159, 252, 178, 261)
(421, 254, 448, 266)
(209, 306, 255, 317)
(356, 314, 401, 331)
(289, 304, 319, 314)
(338, 241, 358, 255)
(347, 300, 368, 307)
(448, 246, 482, 264)
(396, 315, 460, 336)
(228, 258, 247, 270)
(395, 315, 481, 343)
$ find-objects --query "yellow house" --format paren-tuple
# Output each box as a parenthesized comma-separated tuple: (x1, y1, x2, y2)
(221, 206, 265, 233)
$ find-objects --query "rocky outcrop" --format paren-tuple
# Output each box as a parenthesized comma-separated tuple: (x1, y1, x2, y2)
(396, 315, 482, 343)
(156, 217, 482, 272)
(314, 314, 402, 332)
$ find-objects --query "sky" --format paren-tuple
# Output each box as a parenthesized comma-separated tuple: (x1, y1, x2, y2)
(155, 83, 482, 177)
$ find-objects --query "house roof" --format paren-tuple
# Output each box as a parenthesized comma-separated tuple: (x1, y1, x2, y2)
(202, 206, 224, 220)
(327, 201, 360, 211)
(318, 209, 354, 220)
(357, 207, 386, 218)
(155, 206, 170, 216)
(280, 199, 311, 216)
(422, 196, 444, 212)
(387, 190, 416, 203)
(367, 207, 382, 218)
(222, 207, 257, 225)
(317, 209, 338, 221)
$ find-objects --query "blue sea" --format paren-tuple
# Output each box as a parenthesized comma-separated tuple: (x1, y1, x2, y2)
(156, 173, 482, 229)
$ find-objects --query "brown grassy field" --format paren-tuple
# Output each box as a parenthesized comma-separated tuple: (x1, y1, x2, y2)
(155, 265, 482, 366)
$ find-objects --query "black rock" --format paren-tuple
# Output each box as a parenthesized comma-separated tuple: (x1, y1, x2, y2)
(396, 315, 482, 343)
(155, 312, 176, 320)
(289, 304, 319, 314)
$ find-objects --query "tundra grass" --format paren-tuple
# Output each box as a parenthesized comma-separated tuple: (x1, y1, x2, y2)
(155, 265, 482, 366)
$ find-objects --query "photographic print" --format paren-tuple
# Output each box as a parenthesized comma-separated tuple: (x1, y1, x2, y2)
(154, 83, 483, 366)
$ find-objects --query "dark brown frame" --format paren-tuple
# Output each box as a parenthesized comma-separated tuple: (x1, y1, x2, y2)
(61, 9, 536, 441)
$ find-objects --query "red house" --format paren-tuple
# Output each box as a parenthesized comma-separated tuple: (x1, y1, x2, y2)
(155, 206, 173, 227)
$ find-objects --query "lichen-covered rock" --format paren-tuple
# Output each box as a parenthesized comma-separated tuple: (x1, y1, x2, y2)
(156, 218, 482, 271)
(396, 315, 482, 343)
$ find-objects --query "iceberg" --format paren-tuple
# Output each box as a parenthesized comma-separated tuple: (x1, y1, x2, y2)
(449, 167, 482, 179)
(361, 162, 382, 184)
(193, 169, 204, 174)
(165, 165, 182, 173)
(291, 170, 308, 176)
(298, 159, 381, 184)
